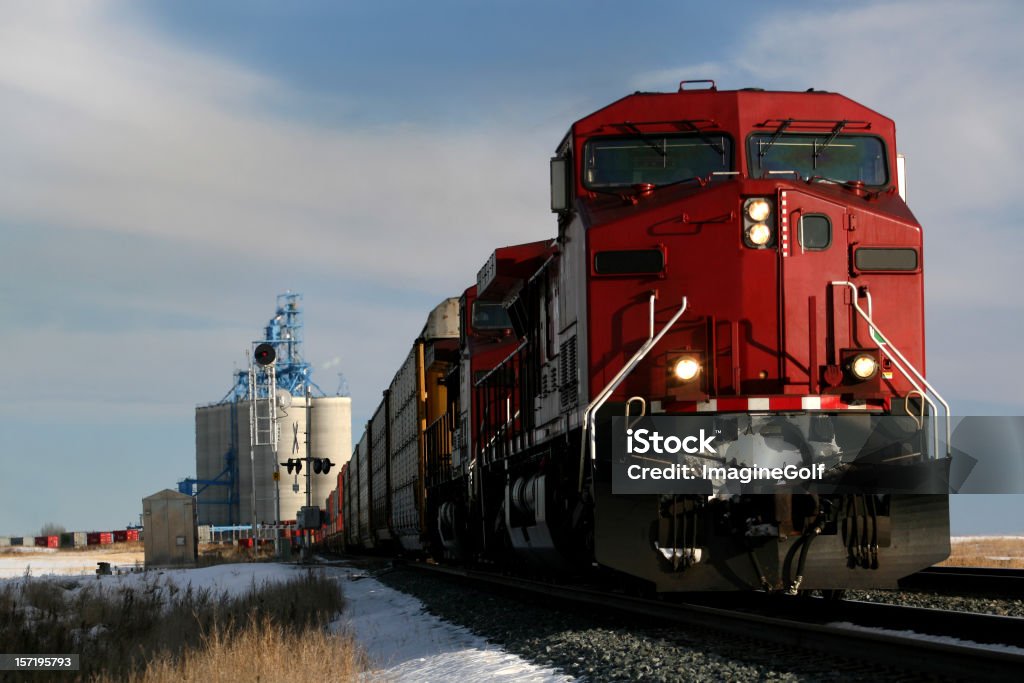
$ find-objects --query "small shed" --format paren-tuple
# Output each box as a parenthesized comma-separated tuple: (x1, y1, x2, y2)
(142, 489, 197, 568)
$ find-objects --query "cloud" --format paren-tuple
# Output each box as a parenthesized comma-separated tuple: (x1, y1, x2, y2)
(731, 1, 1023, 212)
(0, 1, 566, 436)
(0, 2, 559, 295)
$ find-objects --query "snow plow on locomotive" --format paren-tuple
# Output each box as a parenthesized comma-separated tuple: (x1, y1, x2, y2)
(323, 82, 951, 592)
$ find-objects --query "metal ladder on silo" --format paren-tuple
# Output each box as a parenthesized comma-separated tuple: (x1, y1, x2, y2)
(248, 362, 279, 448)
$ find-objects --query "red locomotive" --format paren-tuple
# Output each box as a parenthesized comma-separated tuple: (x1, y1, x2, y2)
(323, 82, 951, 592)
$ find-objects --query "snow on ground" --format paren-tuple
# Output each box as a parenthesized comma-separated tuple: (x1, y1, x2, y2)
(1, 551, 573, 681)
(0, 557, 310, 602)
(80, 562, 311, 598)
(331, 567, 572, 682)
(0, 548, 144, 578)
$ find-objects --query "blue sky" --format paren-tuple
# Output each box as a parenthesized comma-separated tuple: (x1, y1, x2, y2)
(2, 0, 1023, 536)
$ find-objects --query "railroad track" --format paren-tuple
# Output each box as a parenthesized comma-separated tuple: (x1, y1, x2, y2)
(403, 561, 1024, 681)
(899, 565, 1024, 598)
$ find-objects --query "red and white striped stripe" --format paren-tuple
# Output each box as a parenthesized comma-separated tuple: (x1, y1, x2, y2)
(779, 191, 789, 257)
(670, 396, 880, 413)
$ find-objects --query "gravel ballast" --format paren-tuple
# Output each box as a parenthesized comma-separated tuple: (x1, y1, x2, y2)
(845, 588, 1024, 617)
(374, 566, 931, 682)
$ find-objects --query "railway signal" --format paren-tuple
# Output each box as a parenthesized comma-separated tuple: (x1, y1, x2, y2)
(254, 342, 276, 366)
(280, 457, 332, 474)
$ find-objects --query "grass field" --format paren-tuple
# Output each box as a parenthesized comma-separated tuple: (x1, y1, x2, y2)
(939, 536, 1024, 568)
(102, 616, 364, 683)
(1, 566, 363, 681)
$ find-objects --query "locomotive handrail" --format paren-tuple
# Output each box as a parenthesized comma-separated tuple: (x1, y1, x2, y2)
(473, 339, 529, 388)
(830, 281, 951, 458)
(578, 294, 689, 491)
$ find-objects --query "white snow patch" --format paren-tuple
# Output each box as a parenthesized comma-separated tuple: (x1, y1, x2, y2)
(333, 568, 573, 682)
(2, 555, 575, 681)
(0, 550, 138, 578)
(1, 560, 309, 602)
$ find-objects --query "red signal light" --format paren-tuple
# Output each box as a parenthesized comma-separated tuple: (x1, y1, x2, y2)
(254, 343, 276, 366)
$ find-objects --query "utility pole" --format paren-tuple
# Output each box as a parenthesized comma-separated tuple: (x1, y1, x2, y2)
(247, 350, 257, 547)
(304, 385, 313, 562)
(249, 342, 278, 556)
(273, 419, 282, 559)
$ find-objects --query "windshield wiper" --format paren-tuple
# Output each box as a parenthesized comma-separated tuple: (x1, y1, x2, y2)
(645, 175, 705, 192)
(759, 119, 791, 159)
(620, 122, 666, 158)
(813, 120, 848, 164)
(676, 119, 725, 158)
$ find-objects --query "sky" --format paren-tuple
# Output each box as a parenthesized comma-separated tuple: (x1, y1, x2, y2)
(2, 0, 1023, 536)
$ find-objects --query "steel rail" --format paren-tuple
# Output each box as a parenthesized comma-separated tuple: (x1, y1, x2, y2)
(403, 561, 1024, 681)
(900, 565, 1024, 598)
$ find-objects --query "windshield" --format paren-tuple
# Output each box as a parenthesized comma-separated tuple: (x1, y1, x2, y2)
(748, 133, 887, 185)
(472, 301, 511, 330)
(584, 133, 732, 189)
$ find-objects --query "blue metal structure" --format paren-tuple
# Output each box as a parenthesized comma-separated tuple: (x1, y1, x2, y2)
(220, 292, 327, 402)
(180, 292, 330, 522)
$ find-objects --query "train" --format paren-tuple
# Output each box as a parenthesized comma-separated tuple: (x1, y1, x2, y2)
(321, 81, 952, 592)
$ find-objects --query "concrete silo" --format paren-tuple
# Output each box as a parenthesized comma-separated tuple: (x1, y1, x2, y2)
(194, 402, 237, 526)
(186, 293, 351, 528)
(238, 394, 352, 526)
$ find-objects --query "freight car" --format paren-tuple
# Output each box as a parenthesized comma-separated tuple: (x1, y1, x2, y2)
(324, 82, 951, 592)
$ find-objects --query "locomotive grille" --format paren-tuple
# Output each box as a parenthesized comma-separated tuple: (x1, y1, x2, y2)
(559, 335, 578, 410)
(593, 249, 664, 275)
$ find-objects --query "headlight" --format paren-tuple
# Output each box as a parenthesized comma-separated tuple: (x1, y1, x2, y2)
(849, 354, 878, 380)
(672, 357, 701, 382)
(746, 223, 772, 246)
(745, 198, 771, 222)
(742, 198, 774, 248)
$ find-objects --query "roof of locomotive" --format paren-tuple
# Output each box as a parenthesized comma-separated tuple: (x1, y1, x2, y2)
(476, 239, 554, 303)
(567, 86, 896, 142)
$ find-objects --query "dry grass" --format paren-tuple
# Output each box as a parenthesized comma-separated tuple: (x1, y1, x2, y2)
(1, 568, 361, 681)
(99, 616, 365, 683)
(938, 536, 1024, 568)
(196, 544, 268, 566)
